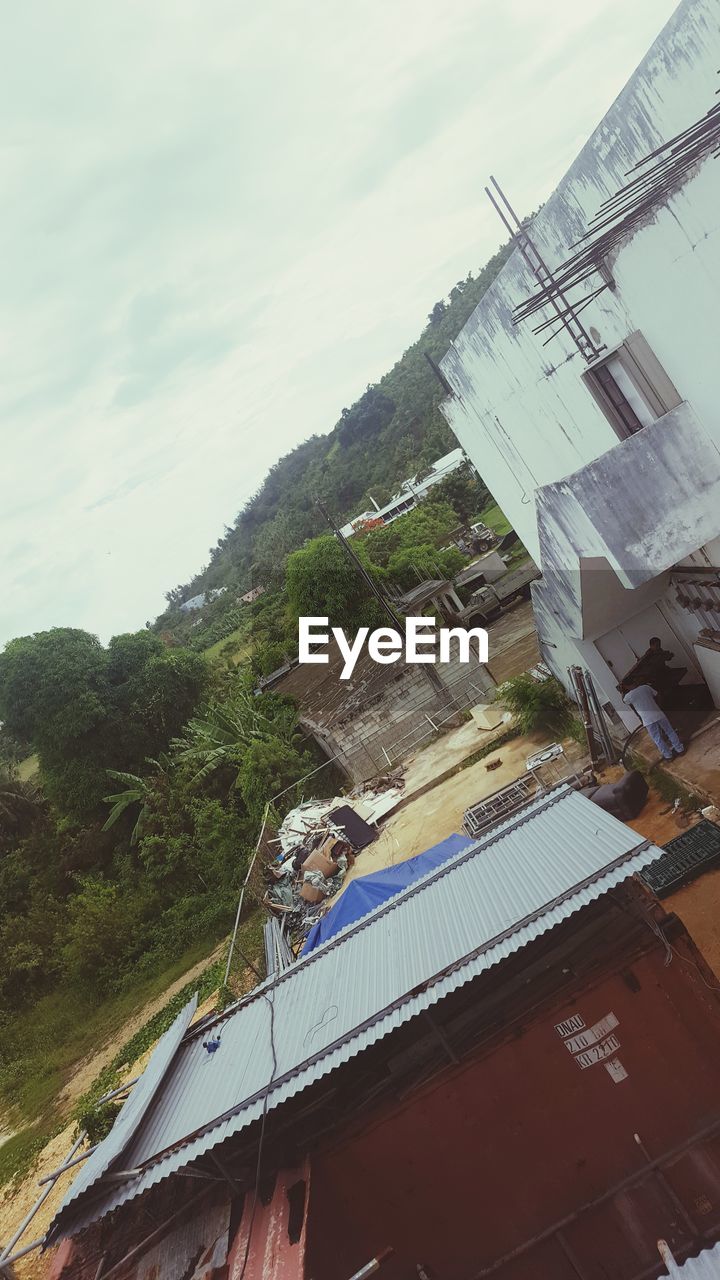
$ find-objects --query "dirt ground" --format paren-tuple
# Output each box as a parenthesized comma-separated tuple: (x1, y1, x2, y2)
(54, 942, 226, 1114)
(0, 1121, 85, 1280)
(630, 713, 720, 805)
(594, 765, 696, 847)
(398, 713, 511, 799)
(662, 716, 720, 804)
(664, 867, 720, 981)
(0, 991, 221, 1279)
(484, 599, 540, 684)
(343, 732, 585, 885)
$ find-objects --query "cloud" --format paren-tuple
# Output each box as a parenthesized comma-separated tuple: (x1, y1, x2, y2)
(0, 0, 678, 645)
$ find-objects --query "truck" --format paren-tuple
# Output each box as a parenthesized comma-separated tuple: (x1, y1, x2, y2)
(449, 520, 499, 557)
(460, 558, 540, 624)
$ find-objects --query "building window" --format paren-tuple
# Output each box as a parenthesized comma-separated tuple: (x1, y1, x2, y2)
(583, 331, 682, 441)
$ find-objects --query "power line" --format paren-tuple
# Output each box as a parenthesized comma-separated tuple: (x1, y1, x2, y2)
(315, 498, 403, 630)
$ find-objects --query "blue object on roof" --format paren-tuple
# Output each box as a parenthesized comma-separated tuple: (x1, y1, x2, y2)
(300, 832, 470, 955)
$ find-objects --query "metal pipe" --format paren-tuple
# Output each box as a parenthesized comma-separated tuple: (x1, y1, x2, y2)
(347, 1248, 394, 1280)
(657, 1240, 680, 1275)
(0, 1133, 85, 1263)
(0, 1236, 46, 1267)
(100, 1188, 211, 1280)
(95, 1078, 139, 1107)
(38, 1143, 97, 1185)
(585, 670, 617, 765)
(487, 176, 598, 360)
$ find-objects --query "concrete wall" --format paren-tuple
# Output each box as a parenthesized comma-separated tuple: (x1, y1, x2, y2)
(440, 0, 720, 563)
(438, 0, 720, 722)
(306, 652, 496, 783)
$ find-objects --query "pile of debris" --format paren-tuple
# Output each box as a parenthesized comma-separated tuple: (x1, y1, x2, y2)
(264, 832, 358, 954)
(262, 780, 402, 956)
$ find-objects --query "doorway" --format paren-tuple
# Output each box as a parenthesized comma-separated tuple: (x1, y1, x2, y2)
(595, 602, 712, 740)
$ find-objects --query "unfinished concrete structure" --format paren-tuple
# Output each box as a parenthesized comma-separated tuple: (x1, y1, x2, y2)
(439, 0, 720, 733)
(259, 640, 496, 782)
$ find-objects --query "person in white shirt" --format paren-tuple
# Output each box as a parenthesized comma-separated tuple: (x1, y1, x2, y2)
(619, 680, 684, 761)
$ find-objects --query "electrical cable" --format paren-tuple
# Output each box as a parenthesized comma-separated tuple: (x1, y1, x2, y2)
(223, 802, 271, 986)
(620, 725, 644, 769)
(635, 899, 720, 992)
(666, 932, 720, 993)
(233, 980, 278, 1280)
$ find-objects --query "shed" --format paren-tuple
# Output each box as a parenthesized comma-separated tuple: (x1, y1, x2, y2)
(46, 787, 720, 1279)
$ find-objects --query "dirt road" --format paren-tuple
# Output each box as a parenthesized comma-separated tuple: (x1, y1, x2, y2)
(55, 941, 227, 1112)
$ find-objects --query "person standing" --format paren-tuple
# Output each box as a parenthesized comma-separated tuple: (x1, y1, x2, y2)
(620, 680, 684, 761)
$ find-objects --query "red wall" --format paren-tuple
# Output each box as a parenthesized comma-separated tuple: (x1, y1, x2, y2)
(307, 941, 720, 1280)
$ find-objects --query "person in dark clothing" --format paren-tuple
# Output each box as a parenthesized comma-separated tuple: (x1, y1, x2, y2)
(633, 636, 685, 701)
(645, 636, 674, 668)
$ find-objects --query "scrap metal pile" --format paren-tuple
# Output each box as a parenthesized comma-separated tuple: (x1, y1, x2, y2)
(262, 776, 403, 963)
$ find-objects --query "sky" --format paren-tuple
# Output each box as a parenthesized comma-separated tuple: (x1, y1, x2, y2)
(1, 0, 679, 647)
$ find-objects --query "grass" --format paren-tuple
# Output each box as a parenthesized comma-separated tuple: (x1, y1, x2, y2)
(203, 627, 252, 664)
(627, 752, 703, 813)
(0, 1126, 56, 1190)
(0, 935, 221, 1136)
(477, 503, 530, 568)
(478, 502, 513, 538)
(17, 754, 39, 781)
(0, 912, 267, 1188)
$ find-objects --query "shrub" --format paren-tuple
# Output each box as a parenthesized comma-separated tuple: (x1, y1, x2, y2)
(496, 674, 580, 739)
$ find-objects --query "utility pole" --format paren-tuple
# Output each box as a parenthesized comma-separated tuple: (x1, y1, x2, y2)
(315, 498, 404, 630)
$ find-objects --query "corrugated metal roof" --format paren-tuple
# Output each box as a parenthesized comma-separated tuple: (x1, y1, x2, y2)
(52, 994, 198, 1223)
(660, 1242, 720, 1277)
(49, 786, 662, 1240)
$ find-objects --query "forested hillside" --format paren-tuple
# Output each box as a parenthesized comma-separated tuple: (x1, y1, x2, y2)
(0, 233, 515, 1185)
(158, 235, 512, 624)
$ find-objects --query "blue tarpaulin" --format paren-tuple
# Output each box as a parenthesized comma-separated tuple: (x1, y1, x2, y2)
(300, 832, 470, 955)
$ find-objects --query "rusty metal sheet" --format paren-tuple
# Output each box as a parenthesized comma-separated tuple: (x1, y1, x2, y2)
(227, 1162, 310, 1280)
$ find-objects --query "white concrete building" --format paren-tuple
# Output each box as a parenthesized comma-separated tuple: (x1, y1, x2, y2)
(439, 0, 720, 731)
(341, 447, 469, 536)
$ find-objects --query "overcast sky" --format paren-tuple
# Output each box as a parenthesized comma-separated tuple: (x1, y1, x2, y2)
(1, 0, 678, 646)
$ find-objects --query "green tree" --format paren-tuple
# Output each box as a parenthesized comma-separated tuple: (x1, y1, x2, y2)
(430, 461, 490, 524)
(60, 879, 144, 989)
(0, 771, 43, 846)
(385, 543, 465, 591)
(0, 629, 109, 751)
(362, 499, 461, 568)
(0, 629, 207, 820)
(285, 535, 386, 631)
(101, 761, 172, 846)
(236, 737, 314, 823)
(171, 680, 298, 788)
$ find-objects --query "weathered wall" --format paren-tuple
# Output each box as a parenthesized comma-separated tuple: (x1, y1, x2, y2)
(535, 405, 720, 640)
(308, 651, 496, 782)
(308, 925, 720, 1280)
(440, 0, 720, 564)
(438, 0, 720, 719)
